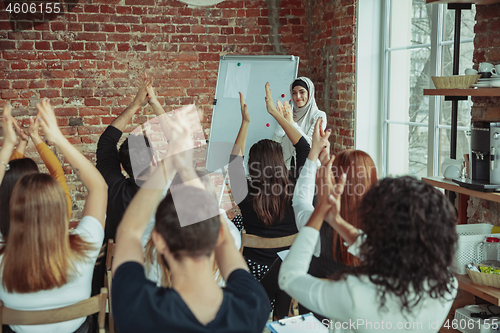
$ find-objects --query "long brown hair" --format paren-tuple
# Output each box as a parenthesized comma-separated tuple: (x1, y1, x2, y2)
(248, 139, 292, 226)
(331, 149, 377, 266)
(1, 174, 94, 293)
(0, 158, 39, 239)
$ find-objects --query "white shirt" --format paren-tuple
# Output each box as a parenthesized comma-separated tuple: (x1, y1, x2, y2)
(292, 158, 322, 256)
(279, 227, 457, 333)
(140, 178, 241, 286)
(0, 216, 104, 333)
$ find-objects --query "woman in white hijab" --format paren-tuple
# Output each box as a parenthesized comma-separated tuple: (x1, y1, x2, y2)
(273, 77, 327, 169)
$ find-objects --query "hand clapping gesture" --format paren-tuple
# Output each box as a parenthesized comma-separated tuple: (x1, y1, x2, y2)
(309, 118, 332, 162)
(35, 99, 66, 146)
(133, 72, 152, 107)
(239, 92, 250, 123)
(2, 105, 17, 148)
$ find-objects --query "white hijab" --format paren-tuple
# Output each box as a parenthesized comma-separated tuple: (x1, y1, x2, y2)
(278, 77, 324, 168)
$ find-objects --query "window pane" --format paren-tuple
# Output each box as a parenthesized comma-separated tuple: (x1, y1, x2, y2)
(388, 48, 431, 123)
(443, 5, 476, 42)
(390, 0, 431, 48)
(387, 124, 428, 177)
(438, 96, 472, 127)
(439, 129, 470, 175)
(441, 42, 475, 76)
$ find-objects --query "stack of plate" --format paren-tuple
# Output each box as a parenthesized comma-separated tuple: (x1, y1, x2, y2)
(472, 74, 500, 88)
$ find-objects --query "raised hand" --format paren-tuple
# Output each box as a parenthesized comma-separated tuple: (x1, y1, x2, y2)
(28, 116, 43, 143)
(309, 118, 332, 161)
(36, 99, 65, 145)
(2, 105, 17, 147)
(133, 72, 152, 107)
(264, 82, 278, 117)
(239, 92, 250, 123)
(277, 100, 293, 123)
(12, 118, 28, 143)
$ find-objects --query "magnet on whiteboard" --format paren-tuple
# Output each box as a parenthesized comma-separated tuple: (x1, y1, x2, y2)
(237, 63, 241, 66)
(266, 123, 270, 127)
(281, 94, 285, 98)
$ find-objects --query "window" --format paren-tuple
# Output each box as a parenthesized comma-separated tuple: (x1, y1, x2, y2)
(382, 0, 475, 178)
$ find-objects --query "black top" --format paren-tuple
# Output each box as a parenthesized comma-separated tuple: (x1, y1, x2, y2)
(96, 126, 140, 242)
(112, 262, 270, 333)
(228, 137, 310, 266)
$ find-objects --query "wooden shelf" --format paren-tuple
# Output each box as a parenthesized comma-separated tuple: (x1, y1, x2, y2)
(422, 177, 500, 204)
(426, 0, 500, 4)
(456, 274, 500, 306)
(423, 88, 500, 96)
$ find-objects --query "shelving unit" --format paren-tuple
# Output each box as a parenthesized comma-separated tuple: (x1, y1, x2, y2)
(424, 88, 500, 97)
(423, 177, 500, 333)
(427, 0, 500, 4)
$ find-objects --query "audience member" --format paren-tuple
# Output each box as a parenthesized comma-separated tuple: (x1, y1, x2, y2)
(111, 106, 270, 333)
(279, 159, 458, 332)
(273, 77, 326, 170)
(228, 85, 311, 280)
(0, 99, 107, 333)
(93, 73, 165, 295)
(0, 115, 73, 240)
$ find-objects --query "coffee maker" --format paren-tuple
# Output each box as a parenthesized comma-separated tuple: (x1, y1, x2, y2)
(490, 122, 500, 184)
(471, 121, 490, 181)
(454, 121, 500, 191)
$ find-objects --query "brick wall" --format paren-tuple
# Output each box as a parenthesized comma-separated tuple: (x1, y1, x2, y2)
(469, 3, 500, 224)
(307, 0, 356, 154)
(0, 0, 356, 221)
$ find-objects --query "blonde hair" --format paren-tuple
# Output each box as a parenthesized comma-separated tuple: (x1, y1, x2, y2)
(1, 174, 94, 293)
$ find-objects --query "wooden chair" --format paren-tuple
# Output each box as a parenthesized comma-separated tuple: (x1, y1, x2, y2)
(239, 229, 298, 254)
(105, 239, 116, 333)
(239, 229, 299, 319)
(0, 288, 108, 333)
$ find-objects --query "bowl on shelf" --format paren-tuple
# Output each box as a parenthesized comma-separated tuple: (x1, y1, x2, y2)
(431, 74, 481, 89)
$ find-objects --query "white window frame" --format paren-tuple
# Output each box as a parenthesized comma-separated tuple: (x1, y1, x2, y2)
(378, 0, 473, 178)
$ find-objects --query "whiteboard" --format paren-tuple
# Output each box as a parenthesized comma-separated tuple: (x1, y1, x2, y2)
(206, 55, 299, 173)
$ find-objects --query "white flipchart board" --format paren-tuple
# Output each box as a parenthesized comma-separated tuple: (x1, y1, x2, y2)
(206, 55, 299, 173)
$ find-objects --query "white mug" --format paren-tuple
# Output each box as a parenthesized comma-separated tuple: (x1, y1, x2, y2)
(465, 68, 478, 75)
(491, 65, 500, 75)
(479, 62, 494, 72)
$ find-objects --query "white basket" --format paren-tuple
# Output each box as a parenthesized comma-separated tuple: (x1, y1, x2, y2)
(454, 305, 500, 333)
(454, 223, 495, 275)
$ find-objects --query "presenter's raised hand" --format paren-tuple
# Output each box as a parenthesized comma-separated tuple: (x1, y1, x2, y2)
(276, 100, 293, 124)
(239, 92, 250, 123)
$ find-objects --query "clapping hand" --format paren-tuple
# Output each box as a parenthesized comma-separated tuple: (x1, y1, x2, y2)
(28, 116, 43, 144)
(2, 105, 17, 147)
(36, 99, 65, 145)
(316, 155, 346, 224)
(239, 92, 250, 123)
(276, 100, 293, 123)
(310, 118, 332, 161)
(133, 72, 152, 107)
(264, 82, 279, 117)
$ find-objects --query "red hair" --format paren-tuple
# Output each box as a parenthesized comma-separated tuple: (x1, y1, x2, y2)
(331, 149, 377, 266)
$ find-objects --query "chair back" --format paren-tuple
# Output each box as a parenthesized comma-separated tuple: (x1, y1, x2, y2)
(0, 288, 108, 333)
(106, 239, 115, 272)
(239, 229, 297, 254)
(105, 239, 116, 333)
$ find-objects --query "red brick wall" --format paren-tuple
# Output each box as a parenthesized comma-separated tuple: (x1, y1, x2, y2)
(469, 3, 500, 224)
(0, 0, 357, 220)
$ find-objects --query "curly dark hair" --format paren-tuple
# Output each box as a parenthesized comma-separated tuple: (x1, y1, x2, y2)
(332, 176, 458, 314)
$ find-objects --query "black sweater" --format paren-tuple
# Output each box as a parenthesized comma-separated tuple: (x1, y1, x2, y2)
(228, 137, 310, 266)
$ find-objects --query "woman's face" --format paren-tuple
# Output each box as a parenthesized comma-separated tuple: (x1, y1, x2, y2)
(292, 86, 308, 108)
